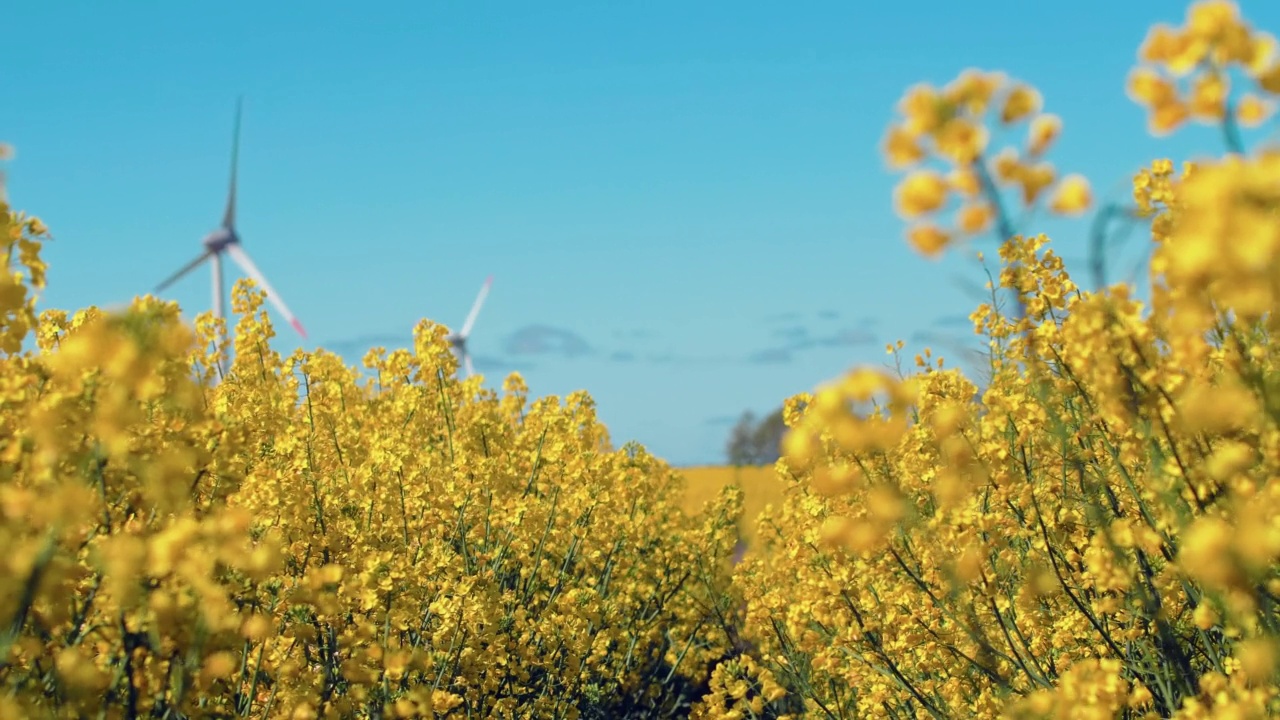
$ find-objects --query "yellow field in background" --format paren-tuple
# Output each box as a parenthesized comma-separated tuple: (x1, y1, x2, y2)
(678, 464, 789, 547)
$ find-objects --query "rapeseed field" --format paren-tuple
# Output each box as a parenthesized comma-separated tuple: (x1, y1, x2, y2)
(4, 1, 1280, 717)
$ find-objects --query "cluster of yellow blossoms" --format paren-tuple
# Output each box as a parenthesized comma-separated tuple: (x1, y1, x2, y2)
(718, 1, 1280, 718)
(885, 68, 1093, 259)
(1128, 0, 1280, 139)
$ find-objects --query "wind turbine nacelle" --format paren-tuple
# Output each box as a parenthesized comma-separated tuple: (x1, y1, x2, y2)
(202, 228, 238, 252)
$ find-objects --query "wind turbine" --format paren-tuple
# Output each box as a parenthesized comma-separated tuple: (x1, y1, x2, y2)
(153, 98, 307, 342)
(0, 142, 13, 204)
(445, 276, 493, 378)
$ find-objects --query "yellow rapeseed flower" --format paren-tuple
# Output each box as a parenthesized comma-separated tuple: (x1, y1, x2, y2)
(1235, 638, 1278, 684)
(957, 201, 994, 234)
(1256, 61, 1280, 94)
(906, 224, 951, 258)
(944, 69, 1005, 115)
(1150, 98, 1192, 135)
(893, 169, 950, 218)
(1246, 31, 1278, 73)
(202, 651, 238, 681)
(934, 117, 989, 165)
(882, 125, 926, 169)
(1235, 92, 1275, 126)
(1186, 0, 1240, 43)
(1018, 162, 1057, 205)
(1140, 23, 1187, 64)
(1181, 516, 1243, 590)
(1127, 67, 1180, 108)
(898, 83, 945, 135)
(1048, 174, 1093, 215)
(1188, 70, 1229, 120)
(992, 147, 1022, 184)
(1027, 113, 1062, 156)
(1000, 84, 1042, 124)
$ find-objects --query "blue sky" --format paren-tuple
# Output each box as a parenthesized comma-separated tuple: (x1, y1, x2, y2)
(5, 0, 1279, 466)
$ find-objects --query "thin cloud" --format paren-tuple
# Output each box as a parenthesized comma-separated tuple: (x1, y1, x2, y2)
(931, 313, 975, 330)
(471, 354, 535, 374)
(780, 326, 877, 352)
(602, 347, 738, 366)
(771, 325, 810, 343)
(811, 327, 877, 349)
(817, 309, 841, 321)
(747, 348, 793, 365)
(651, 351, 739, 366)
(503, 324, 593, 358)
(744, 321, 877, 366)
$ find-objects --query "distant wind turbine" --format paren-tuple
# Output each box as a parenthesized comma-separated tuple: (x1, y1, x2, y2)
(445, 276, 493, 378)
(153, 98, 307, 341)
(0, 142, 13, 204)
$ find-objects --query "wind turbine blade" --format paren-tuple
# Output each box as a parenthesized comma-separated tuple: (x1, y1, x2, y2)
(463, 352, 475, 379)
(223, 244, 308, 339)
(458, 275, 493, 339)
(222, 96, 243, 229)
(155, 250, 214, 293)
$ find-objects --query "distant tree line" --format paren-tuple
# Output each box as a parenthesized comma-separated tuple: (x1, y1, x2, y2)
(725, 407, 787, 466)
